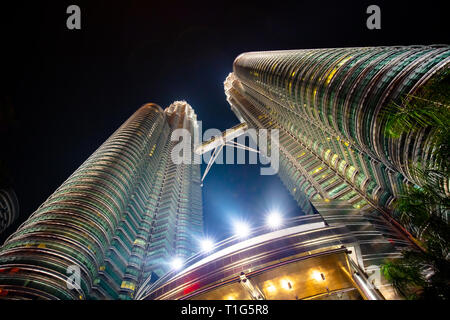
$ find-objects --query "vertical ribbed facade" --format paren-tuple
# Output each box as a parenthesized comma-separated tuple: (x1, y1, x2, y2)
(225, 46, 449, 225)
(0, 189, 19, 235)
(0, 102, 203, 300)
(138, 101, 203, 287)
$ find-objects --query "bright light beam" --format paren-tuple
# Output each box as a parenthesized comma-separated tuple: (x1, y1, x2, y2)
(200, 238, 215, 253)
(266, 211, 283, 229)
(170, 257, 183, 271)
(233, 221, 250, 238)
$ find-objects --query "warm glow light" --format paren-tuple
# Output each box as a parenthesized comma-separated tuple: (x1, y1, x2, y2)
(312, 270, 325, 281)
(280, 279, 293, 290)
(200, 238, 214, 253)
(225, 295, 236, 300)
(234, 221, 250, 238)
(266, 211, 283, 229)
(170, 257, 183, 271)
(267, 284, 277, 293)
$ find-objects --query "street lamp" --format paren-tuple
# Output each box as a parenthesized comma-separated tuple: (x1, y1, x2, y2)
(234, 221, 250, 238)
(200, 238, 215, 253)
(170, 257, 183, 271)
(266, 211, 283, 229)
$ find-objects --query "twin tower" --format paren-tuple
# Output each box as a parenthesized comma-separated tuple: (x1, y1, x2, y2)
(0, 45, 448, 299)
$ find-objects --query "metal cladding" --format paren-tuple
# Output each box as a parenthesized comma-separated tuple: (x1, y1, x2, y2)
(0, 189, 19, 235)
(225, 45, 450, 224)
(0, 102, 203, 300)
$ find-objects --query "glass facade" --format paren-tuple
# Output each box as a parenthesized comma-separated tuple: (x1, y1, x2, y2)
(225, 45, 449, 231)
(0, 102, 203, 300)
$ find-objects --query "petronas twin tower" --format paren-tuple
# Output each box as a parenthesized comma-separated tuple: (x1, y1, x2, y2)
(226, 45, 449, 238)
(0, 45, 448, 299)
(0, 102, 203, 299)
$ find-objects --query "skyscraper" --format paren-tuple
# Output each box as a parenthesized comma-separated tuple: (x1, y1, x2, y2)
(134, 46, 450, 301)
(0, 101, 203, 300)
(225, 45, 449, 233)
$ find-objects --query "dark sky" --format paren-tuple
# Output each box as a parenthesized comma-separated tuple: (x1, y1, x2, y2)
(0, 0, 447, 243)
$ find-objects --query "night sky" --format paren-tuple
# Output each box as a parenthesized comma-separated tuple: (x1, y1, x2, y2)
(0, 1, 447, 243)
